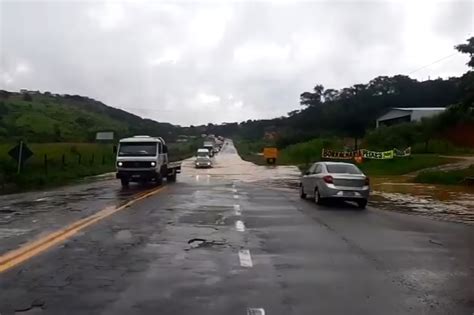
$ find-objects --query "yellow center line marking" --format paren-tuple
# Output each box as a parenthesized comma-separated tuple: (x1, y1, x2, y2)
(0, 186, 167, 273)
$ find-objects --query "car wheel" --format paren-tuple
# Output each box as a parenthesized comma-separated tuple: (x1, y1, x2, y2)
(314, 188, 324, 205)
(299, 184, 307, 199)
(357, 199, 368, 209)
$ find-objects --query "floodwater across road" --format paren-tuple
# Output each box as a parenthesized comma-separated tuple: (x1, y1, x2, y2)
(372, 176, 474, 224)
(0, 140, 473, 315)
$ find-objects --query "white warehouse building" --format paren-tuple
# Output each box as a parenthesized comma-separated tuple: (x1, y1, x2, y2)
(376, 107, 446, 128)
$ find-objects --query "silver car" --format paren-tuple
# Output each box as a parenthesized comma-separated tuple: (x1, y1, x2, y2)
(195, 156, 213, 168)
(300, 162, 370, 209)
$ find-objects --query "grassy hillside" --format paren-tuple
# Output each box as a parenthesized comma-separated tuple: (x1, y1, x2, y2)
(0, 90, 202, 193)
(0, 90, 183, 142)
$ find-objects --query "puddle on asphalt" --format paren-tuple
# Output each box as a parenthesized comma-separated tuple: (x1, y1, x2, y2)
(371, 177, 474, 224)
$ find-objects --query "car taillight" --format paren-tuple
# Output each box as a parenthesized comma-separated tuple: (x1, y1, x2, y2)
(323, 175, 333, 184)
(365, 177, 370, 185)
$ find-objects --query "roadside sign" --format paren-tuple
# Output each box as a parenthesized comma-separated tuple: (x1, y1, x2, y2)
(8, 141, 33, 173)
(96, 131, 114, 141)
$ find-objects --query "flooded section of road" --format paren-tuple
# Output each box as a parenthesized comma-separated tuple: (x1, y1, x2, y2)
(184, 140, 474, 224)
(371, 177, 474, 225)
(181, 140, 301, 188)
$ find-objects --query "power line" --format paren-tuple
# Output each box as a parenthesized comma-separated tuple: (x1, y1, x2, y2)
(408, 52, 458, 75)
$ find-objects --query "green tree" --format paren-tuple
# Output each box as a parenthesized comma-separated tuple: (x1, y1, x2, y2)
(300, 84, 324, 107)
(455, 37, 474, 68)
(455, 37, 474, 108)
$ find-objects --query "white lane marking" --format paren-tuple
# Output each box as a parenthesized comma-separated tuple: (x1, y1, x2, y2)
(239, 249, 253, 267)
(234, 195, 239, 199)
(247, 308, 265, 315)
(232, 188, 237, 193)
(235, 220, 246, 232)
(234, 204, 241, 216)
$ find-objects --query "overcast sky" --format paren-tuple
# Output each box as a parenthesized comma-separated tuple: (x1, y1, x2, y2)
(1, 0, 473, 126)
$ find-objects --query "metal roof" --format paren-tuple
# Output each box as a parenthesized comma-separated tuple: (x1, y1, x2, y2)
(119, 136, 164, 143)
(393, 107, 446, 111)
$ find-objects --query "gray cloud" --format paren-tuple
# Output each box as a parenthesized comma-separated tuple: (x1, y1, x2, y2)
(1, 0, 472, 126)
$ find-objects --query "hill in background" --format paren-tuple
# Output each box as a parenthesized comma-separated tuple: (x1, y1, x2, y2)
(0, 90, 187, 143)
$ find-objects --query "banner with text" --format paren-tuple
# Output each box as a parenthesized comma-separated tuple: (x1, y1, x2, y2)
(322, 149, 396, 160)
(321, 149, 359, 160)
(394, 147, 411, 157)
(362, 149, 394, 159)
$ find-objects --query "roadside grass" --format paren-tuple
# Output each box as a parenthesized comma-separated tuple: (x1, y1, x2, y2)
(234, 138, 343, 167)
(0, 141, 198, 193)
(0, 143, 116, 193)
(414, 165, 474, 185)
(411, 140, 474, 155)
(234, 138, 458, 177)
(357, 155, 458, 176)
(233, 139, 267, 164)
(168, 140, 201, 162)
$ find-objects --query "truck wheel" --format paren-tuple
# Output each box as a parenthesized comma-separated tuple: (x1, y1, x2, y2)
(357, 199, 368, 209)
(167, 173, 177, 182)
(120, 178, 129, 188)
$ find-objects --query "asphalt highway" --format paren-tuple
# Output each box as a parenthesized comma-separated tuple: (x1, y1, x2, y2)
(0, 141, 473, 315)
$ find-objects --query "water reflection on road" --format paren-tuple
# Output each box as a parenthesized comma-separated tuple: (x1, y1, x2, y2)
(372, 176, 474, 224)
(181, 142, 301, 188)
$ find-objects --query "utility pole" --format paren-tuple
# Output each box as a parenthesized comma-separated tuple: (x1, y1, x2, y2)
(17, 140, 23, 174)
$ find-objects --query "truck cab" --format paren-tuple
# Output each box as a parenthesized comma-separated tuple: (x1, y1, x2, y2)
(116, 135, 180, 187)
(203, 141, 215, 157)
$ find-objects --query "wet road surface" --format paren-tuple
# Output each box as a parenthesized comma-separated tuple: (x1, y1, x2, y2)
(0, 140, 473, 314)
(371, 176, 474, 225)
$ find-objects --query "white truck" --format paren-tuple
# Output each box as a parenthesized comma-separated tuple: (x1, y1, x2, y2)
(115, 136, 181, 187)
(203, 140, 215, 157)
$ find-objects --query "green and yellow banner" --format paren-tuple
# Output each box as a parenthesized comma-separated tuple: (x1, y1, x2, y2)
(362, 149, 394, 160)
(394, 147, 411, 157)
(322, 147, 411, 160)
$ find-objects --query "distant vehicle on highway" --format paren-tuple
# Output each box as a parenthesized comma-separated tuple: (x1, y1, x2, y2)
(116, 136, 181, 187)
(263, 147, 278, 164)
(300, 162, 369, 209)
(196, 148, 210, 157)
(195, 155, 213, 168)
(203, 140, 215, 157)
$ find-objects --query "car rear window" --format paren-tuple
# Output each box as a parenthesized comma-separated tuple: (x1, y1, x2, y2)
(326, 164, 362, 174)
